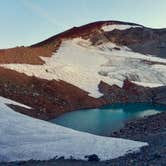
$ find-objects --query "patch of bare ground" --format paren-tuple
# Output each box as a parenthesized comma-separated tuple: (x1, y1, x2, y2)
(0, 41, 61, 65)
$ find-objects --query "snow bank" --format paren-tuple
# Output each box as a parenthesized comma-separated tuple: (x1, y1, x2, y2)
(132, 81, 163, 88)
(102, 24, 142, 32)
(1, 38, 166, 98)
(0, 96, 31, 109)
(0, 96, 147, 162)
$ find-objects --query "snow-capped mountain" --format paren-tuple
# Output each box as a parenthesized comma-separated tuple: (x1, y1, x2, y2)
(1, 20, 166, 162)
(0, 20, 166, 119)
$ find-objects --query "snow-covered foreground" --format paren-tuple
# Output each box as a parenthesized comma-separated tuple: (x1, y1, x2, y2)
(0, 96, 147, 162)
(1, 38, 166, 98)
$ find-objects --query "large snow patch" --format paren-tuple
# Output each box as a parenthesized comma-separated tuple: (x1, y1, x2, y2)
(1, 38, 166, 98)
(101, 24, 142, 32)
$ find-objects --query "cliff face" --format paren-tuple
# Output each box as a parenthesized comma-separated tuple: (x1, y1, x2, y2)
(99, 80, 153, 104)
(0, 20, 166, 119)
(100, 28, 166, 58)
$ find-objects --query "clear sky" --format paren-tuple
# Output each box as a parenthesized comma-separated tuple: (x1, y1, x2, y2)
(0, 0, 166, 48)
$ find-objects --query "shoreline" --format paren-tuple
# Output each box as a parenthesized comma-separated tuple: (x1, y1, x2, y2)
(111, 109, 166, 139)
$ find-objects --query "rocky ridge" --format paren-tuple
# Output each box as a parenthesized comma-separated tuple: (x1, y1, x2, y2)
(0, 20, 166, 119)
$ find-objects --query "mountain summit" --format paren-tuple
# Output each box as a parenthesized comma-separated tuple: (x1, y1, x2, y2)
(0, 20, 166, 119)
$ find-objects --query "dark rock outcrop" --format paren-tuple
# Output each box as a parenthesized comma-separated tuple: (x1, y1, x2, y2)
(91, 26, 166, 58)
(85, 154, 100, 162)
(152, 86, 166, 105)
(99, 80, 153, 104)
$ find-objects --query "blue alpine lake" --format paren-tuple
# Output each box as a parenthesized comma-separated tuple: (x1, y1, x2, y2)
(51, 103, 166, 136)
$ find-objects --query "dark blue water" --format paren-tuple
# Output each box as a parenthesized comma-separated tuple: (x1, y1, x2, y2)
(51, 103, 166, 136)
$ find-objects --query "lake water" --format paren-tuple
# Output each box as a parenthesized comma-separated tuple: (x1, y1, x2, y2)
(51, 103, 166, 136)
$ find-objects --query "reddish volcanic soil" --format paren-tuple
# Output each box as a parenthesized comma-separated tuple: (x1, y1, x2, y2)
(0, 42, 60, 65)
(0, 67, 105, 120)
(31, 21, 139, 47)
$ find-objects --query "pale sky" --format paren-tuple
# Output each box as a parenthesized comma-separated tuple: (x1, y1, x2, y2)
(0, 0, 166, 48)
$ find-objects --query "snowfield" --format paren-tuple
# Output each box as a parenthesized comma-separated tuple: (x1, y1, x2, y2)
(101, 24, 142, 32)
(0, 96, 148, 162)
(1, 38, 166, 98)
